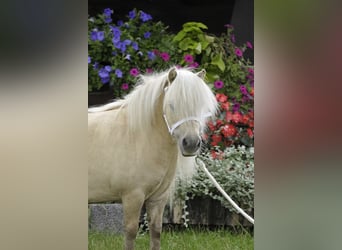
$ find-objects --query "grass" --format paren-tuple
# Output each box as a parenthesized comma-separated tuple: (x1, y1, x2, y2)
(88, 228, 253, 250)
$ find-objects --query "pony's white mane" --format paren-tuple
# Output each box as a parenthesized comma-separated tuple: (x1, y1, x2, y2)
(127, 68, 217, 132)
(88, 67, 218, 133)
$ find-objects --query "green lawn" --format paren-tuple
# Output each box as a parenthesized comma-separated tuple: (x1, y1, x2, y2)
(88, 228, 253, 250)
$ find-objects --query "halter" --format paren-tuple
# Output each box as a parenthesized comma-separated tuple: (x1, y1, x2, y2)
(163, 112, 212, 136)
(162, 83, 212, 136)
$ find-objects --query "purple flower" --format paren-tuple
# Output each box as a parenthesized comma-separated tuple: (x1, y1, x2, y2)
(140, 11, 152, 22)
(121, 83, 129, 90)
(104, 65, 112, 72)
(88, 56, 91, 64)
(234, 48, 243, 57)
(115, 69, 123, 78)
(104, 17, 112, 23)
(147, 51, 156, 60)
(231, 34, 236, 43)
(101, 77, 110, 84)
(128, 10, 136, 19)
(123, 39, 131, 45)
(90, 31, 98, 41)
(240, 85, 248, 95)
(232, 103, 240, 112)
(189, 62, 199, 68)
(93, 62, 99, 69)
(246, 41, 253, 49)
(144, 32, 151, 38)
(110, 26, 121, 44)
(132, 42, 139, 51)
(117, 20, 123, 27)
(146, 68, 153, 73)
(184, 54, 194, 63)
(114, 42, 126, 53)
(103, 8, 113, 17)
(97, 31, 105, 41)
(130, 68, 139, 77)
(224, 24, 234, 29)
(98, 68, 109, 78)
(214, 80, 224, 89)
(160, 52, 170, 62)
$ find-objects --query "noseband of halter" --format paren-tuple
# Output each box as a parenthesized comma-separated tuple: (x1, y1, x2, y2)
(163, 112, 212, 136)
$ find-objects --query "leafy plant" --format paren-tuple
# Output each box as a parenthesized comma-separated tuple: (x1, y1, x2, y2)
(175, 146, 254, 218)
(88, 8, 182, 97)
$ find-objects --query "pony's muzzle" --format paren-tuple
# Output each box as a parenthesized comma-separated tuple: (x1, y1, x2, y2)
(181, 136, 201, 156)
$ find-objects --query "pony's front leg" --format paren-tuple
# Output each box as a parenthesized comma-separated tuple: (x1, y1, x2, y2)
(145, 196, 168, 250)
(122, 191, 145, 250)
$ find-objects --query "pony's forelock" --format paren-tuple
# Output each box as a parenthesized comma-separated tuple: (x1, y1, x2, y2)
(123, 67, 217, 132)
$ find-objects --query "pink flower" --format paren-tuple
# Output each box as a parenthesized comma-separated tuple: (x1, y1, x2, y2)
(214, 80, 224, 89)
(121, 83, 129, 90)
(224, 24, 234, 29)
(146, 68, 153, 73)
(189, 62, 199, 68)
(235, 48, 243, 57)
(130, 68, 139, 76)
(184, 54, 194, 63)
(246, 41, 253, 49)
(160, 52, 170, 62)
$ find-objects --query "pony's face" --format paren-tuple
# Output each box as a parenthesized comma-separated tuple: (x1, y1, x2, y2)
(164, 103, 203, 157)
(163, 68, 211, 157)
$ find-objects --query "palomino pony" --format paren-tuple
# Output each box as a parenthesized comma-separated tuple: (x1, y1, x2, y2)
(88, 67, 217, 250)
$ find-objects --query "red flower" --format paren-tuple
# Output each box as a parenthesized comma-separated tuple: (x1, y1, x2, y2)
(211, 150, 224, 160)
(248, 120, 254, 128)
(221, 124, 237, 137)
(216, 119, 223, 128)
(207, 121, 215, 131)
(247, 128, 254, 138)
(153, 49, 160, 56)
(242, 114, 250, 124)
(232, 112, 242, 124)
(225, 111, 233, 122)
(216, 93, 228, 103)
(211, 134, 222, 146)
(221, 102, 230, 111)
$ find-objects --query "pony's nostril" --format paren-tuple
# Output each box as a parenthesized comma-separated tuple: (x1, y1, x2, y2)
(182, 138, 188, 147)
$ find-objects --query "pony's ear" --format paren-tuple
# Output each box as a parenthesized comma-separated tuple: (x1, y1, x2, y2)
(167, 67, 177, 84)
(196, 69, 206, 79)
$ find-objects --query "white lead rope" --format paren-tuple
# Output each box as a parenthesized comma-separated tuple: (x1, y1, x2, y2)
(196, 157, 255, 225)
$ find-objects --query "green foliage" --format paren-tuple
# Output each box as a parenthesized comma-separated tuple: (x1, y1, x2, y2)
(173, 22, 254, 114)
(175, 146, 254, 218)
(88, 8, 182, 97)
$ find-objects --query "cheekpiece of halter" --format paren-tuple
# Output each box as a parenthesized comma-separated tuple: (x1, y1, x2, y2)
(163, 113, 212, 136)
